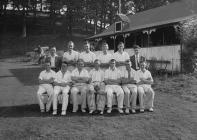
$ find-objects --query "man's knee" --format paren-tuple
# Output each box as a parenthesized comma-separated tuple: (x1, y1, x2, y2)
(71, 87, 79, 94)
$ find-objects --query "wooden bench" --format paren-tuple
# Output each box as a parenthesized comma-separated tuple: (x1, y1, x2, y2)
(147, 59, 171, 75)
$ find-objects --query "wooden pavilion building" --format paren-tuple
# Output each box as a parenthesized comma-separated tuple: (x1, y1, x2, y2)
(87, 0, 197, 72)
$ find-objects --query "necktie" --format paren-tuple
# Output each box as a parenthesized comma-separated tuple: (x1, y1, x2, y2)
(128, 70, 131, 79)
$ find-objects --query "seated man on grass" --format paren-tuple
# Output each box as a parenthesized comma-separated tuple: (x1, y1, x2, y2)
(70, 59, 90, 113)
(52, 61, 72, 116)
(121, 59, 138, 114)
(37, 61, 56, 113)
(104, 59, 124, 114)
(87, 59, 106, 115)
(137, 61, 155, 113)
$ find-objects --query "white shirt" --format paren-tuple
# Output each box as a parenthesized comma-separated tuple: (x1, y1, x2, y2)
(104, 68, 122, 80)
(121, 68, 137, 80)
(97, 52, 113, 64)
(50, 55, 57, 67)
(79, 51, 96, 63)
(136, 69, 153, 87)
(39, 70, 56, 81)
(63, 50, 79, 62)
(89, 68, 104, 82)
(71, 68, 89, 78)
(113, 51, 130, 62)
(55, 70, 72, 83)
(135, 54, 140, 69)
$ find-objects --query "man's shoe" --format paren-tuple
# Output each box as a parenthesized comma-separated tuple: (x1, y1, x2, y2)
(107, 108, 112, 114)
(148, 108, 154, 112)
(61, 111, 66, 116)
(131, 109, 136, 114)
(125, 109, 130, 114)
(52, 110, 57, 115)
(140, 109, 144, 113)
(100, 111, 104, 115)
(81, 109, 86, 113)
(89, 110, 94, 114)
(118, 109, 124, 114)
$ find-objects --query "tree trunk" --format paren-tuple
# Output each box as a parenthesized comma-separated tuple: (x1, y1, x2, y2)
(22, 6, 27, 38)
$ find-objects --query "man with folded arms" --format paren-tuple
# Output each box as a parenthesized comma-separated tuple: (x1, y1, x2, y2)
(113, 42, 130, 72)
(62, 41, 79, 72)
(121, 60, 138, 114)
(97, 42, 112, 70)
(37, 61, 56, 113)
(137, 61, 155, 112)
(104, 59, 124, 114)
(71, 59, 89, 113)
(87, 59, 106, 115)
(52, 62, 72, 116)
(79, 41, 96, 71)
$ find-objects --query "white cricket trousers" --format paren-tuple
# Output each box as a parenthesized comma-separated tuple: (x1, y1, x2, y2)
(138, 85, 155, 109)
(71, 84, 88, 111)
(53, 86, 70, 111)
(105, 85, 124, 109)
(122, 84, 138, 109)
(37, 84, 54, 111)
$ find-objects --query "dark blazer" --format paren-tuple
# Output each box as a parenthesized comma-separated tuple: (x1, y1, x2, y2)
(45, 56, 62, 72)
(130, 55, 146, 71)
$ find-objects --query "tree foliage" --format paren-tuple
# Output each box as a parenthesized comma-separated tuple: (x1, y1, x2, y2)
(0, 0, 180, 36)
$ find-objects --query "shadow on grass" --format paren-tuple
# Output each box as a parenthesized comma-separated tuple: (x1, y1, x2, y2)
(9, 67, 43, 86)
(0, 104, 132, 118)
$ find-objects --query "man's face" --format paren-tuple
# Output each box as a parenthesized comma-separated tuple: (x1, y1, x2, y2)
(68, 43, 74, 51)
(84, 43, 90, 52)
(61, 63, 68, 72)
(110, 60, 116, 69)
(118, 44, 124, 51)
(134, 48, 139, 55)
(126, 61, 132, 69)
(94, 60, 100, 68)
(140, 62, 146, 70)
(78, 61, 84, 69)
(50, 49, 56, 56)
(102, 44, 108, 52)
(45, 62, 51, 71)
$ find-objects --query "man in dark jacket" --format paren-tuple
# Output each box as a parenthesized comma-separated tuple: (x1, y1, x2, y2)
(130, 45, 146, 71)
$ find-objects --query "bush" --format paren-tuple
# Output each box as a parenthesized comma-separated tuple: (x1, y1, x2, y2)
(178, 16, 197, 73)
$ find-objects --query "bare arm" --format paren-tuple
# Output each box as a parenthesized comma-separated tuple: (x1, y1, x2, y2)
(104, 78, 121, 85)
(39, 78, 54, 84)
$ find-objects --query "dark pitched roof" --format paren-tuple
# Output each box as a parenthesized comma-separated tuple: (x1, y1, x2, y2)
(88, 0, 197, 39)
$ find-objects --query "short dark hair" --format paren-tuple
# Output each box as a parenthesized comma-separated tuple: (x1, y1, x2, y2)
(84, 41, 90, 45)
(118, 42, 124, 46)
(110, 59, 116, 63)
(94, 59, 100, 63)
(77, 59, 84, 63)
(133, 44, 141, 49)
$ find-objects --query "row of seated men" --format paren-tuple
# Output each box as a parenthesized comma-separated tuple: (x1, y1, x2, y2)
(37, 56, 155, 116)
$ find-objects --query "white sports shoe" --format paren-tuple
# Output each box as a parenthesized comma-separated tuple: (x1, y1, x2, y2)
(100, 111, 104, 115)
(118, 109, 124, 114)
(131, 109, 136, 114)
(61, 111, 66, 116)
(81, 109, 86, 113)
(125, 109, 130, 114)
(89, 110, 94, 114)
(140, 109, 144, 112)
(148, 108, 154, 112)
(107, 108, 112, 114)
(52, 110, 57, 115)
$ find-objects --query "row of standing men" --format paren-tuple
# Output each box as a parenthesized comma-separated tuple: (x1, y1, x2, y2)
(37, 41, 154, 115)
